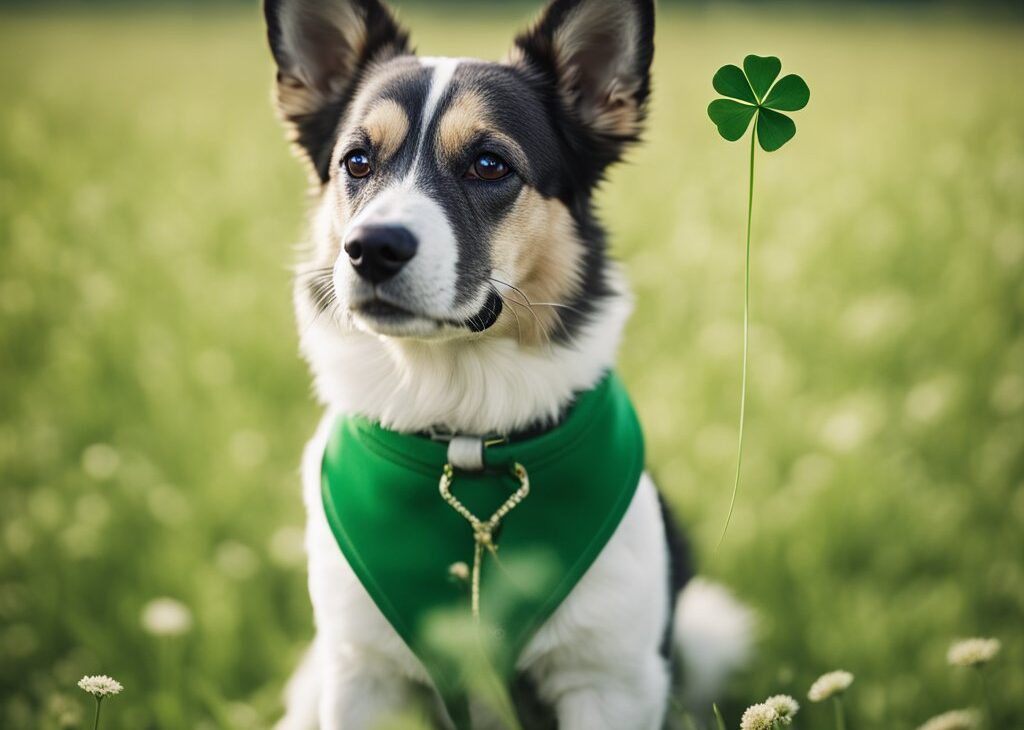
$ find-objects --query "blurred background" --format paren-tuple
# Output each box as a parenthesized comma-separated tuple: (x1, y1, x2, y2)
(0, 1, 1021, 728)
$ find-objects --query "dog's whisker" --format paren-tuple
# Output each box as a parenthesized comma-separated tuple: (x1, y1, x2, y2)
(522, 301, 582, 312)
(309, 291, 336, 323)
(296, 269, 340, 339)
(495, 290, 546, 334)
(489, 277, 567, 345)
(487, 276, 586, 315)
(487, 277, 534, 306)
(296, 265, 334, 285)
(501, 297, 554, 347)
(489, 285, 524, 345)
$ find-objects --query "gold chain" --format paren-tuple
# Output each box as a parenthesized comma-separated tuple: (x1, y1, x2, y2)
(438, 462, 530, 621)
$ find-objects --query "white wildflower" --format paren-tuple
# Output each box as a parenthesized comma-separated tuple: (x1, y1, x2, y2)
(269, 525, 305, 568)
(81, 444, 120, 480)
(215, 540, 259, 580)
(808, 670, 854, 702)
(77, 675, 123, 697)
(141, 597, 193, 636)
(917, 708, 981, 730)
(448, 561, 470, 581)
(765, 694, 800, 724)
(821, 408, 869, 452)
(740, 702, 779, 730)
(947, 638, 1000, 667)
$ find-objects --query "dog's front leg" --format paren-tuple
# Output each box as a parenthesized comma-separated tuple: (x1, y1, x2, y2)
(319, 660, 419, 730)
(552, 660, 670, 730)
(527, 475, 674, 730)
(303, 419, 430, 729)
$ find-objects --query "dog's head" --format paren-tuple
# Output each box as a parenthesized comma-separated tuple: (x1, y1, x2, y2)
(266, 0, 654, 344)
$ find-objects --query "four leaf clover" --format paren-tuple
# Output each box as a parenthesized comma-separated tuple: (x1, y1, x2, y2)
(708, 55, 809, 151)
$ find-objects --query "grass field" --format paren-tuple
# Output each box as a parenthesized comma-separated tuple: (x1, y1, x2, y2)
(1, 3, 1022, 728)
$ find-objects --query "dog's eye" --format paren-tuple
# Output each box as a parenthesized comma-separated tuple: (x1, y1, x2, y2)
(344, 150, 372, 179)
(466, 153, 510, 181)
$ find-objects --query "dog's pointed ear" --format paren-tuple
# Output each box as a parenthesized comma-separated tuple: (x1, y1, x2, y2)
(264, 0, 410, 183)
(512, 0, 654, 172)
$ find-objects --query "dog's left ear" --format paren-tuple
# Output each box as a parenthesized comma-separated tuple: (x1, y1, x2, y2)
(264, 0, 410, 183)
(512, 0, 654, 171)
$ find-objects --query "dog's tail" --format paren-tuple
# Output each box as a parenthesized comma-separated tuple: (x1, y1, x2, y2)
(674, 577, 755, 709)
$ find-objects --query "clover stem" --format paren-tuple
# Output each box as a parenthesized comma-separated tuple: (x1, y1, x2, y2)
(975, 666, 994, 728)
(833, 697, 847, 730)
(92, 697, 103, 730)
(717, 117, 757, 550)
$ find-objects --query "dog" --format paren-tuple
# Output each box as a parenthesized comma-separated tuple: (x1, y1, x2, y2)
(263, 1, 752, 728)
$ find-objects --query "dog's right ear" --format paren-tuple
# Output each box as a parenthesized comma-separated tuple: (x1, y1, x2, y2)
(264, 0, 410, 183)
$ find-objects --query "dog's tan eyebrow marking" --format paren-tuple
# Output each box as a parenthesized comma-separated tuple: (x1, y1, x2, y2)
(437, 92, 528, 171)
(437, 91, 489, 158)
(362, 99, 410, 162)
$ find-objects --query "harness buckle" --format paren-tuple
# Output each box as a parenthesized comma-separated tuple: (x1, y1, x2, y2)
(427, 429, 507, 472)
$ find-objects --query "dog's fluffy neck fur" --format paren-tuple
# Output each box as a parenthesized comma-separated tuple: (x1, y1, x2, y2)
(299, 275, 631, 435)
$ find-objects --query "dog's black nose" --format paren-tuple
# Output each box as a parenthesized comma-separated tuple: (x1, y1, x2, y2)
(344, 225, 418, 283)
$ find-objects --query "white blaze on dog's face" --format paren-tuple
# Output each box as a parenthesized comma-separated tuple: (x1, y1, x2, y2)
(265, 0, 655, 345)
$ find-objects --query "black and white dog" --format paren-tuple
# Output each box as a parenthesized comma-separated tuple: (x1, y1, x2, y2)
(264, 1, 751, 727)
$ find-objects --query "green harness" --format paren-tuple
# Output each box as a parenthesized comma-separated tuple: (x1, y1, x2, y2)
(320, 372, 644, 724)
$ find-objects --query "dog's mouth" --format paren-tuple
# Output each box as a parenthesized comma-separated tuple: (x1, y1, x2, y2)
(459, 290, 503, 333)
(350, 290, 503, 335)
(353, 299, 417, 322)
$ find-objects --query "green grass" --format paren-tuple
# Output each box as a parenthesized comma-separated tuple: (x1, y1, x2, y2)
(1, 4, 1022, 729)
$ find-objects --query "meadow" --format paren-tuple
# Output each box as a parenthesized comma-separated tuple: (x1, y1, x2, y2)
(0, 2, 1021, 728)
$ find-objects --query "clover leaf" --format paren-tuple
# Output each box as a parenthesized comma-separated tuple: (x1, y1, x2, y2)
(708, 55, 809, 152)
(709, 55, 810, 547)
